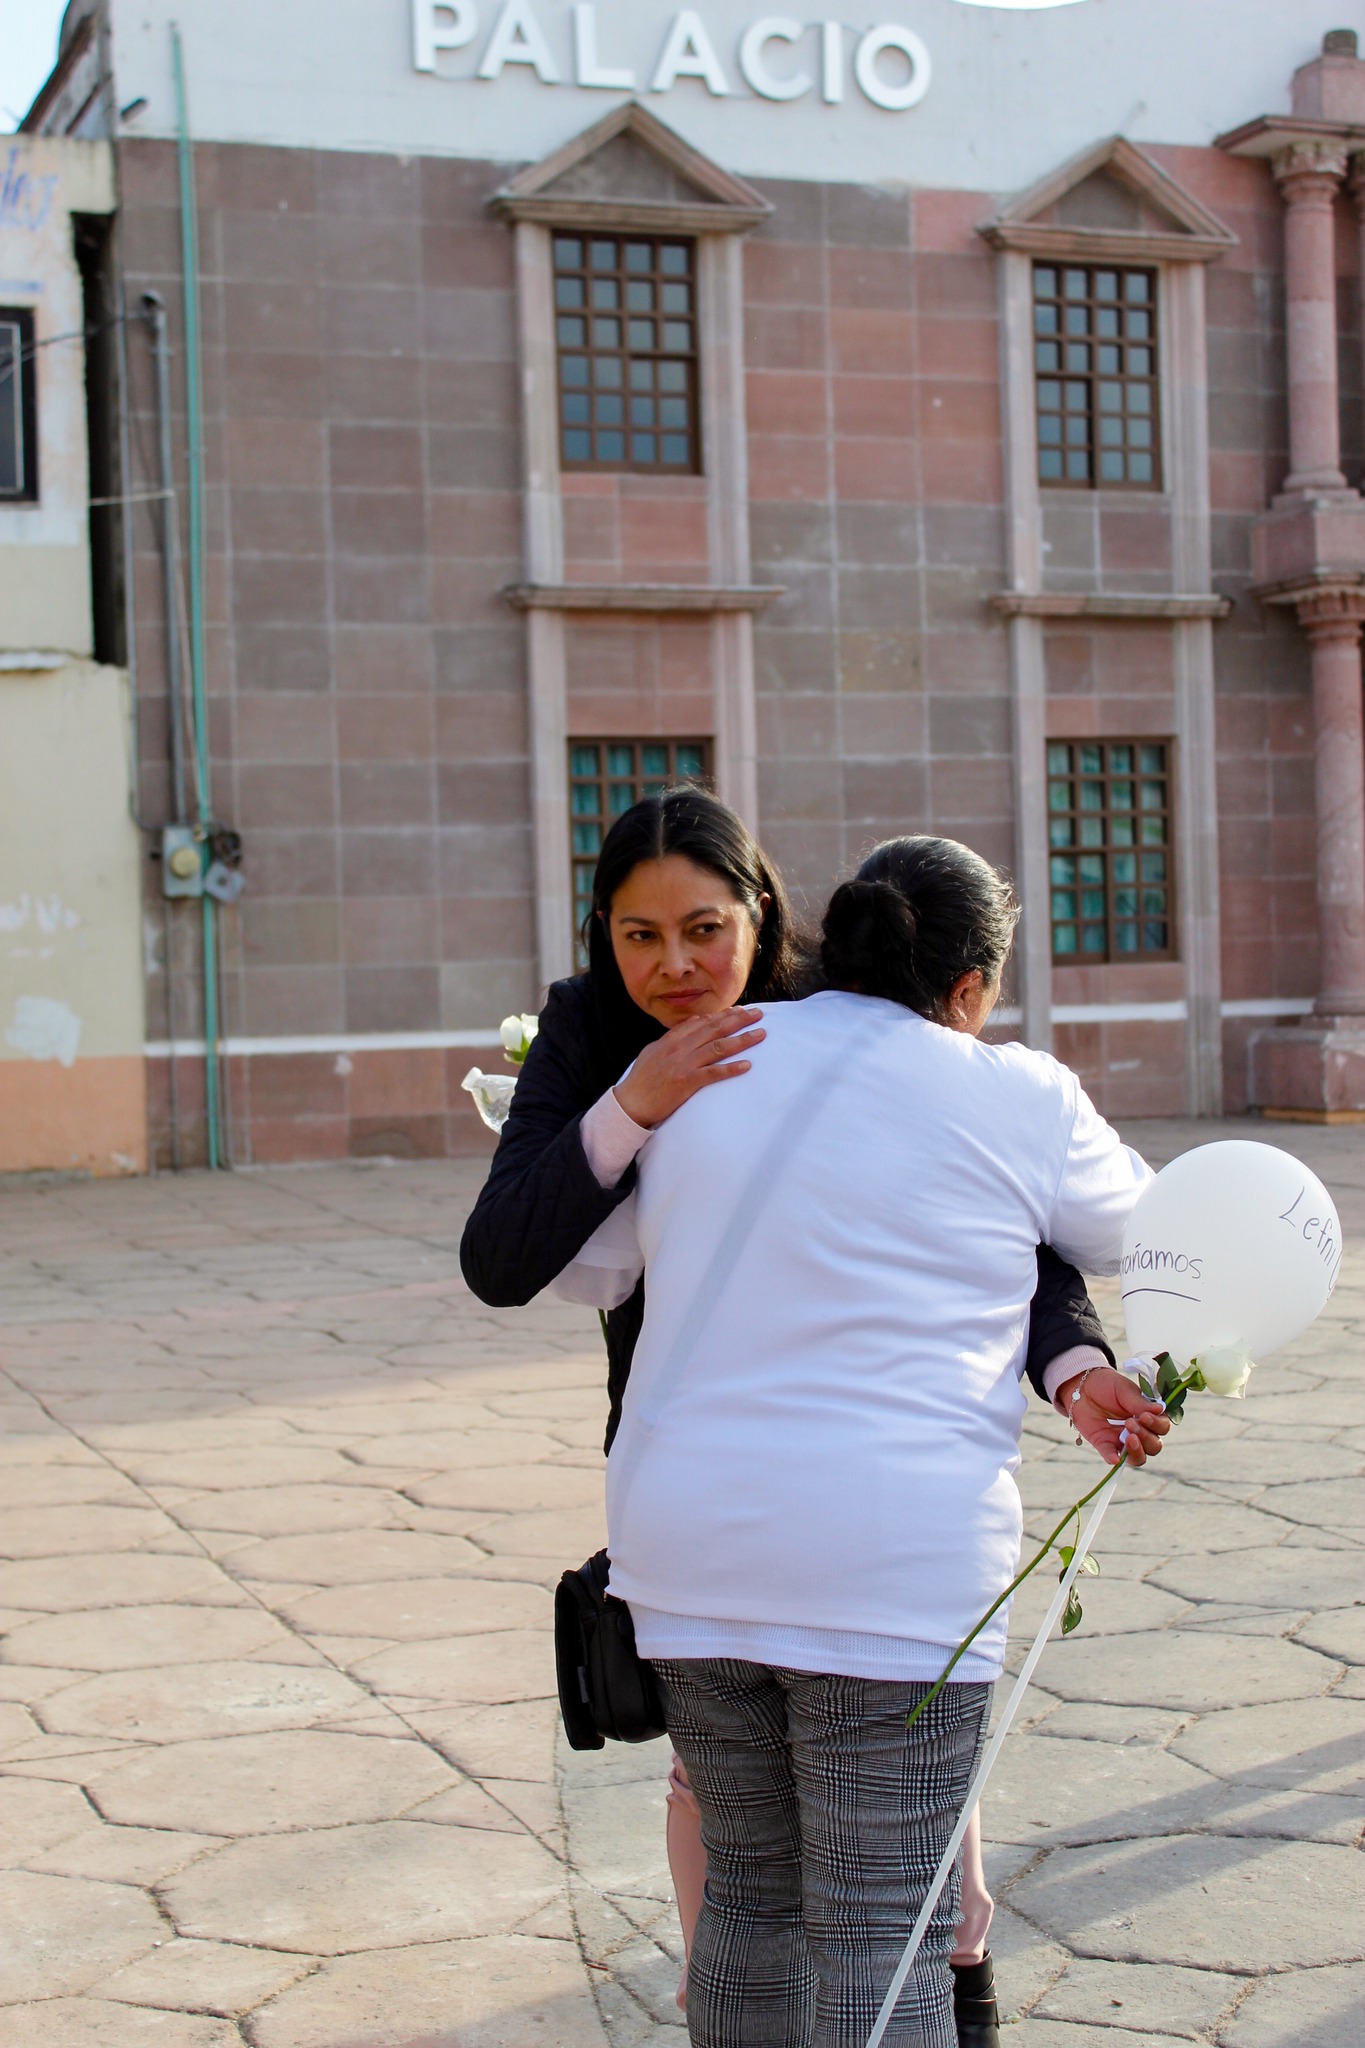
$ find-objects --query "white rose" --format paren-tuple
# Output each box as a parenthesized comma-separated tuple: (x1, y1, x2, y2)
(518, 1012, 540, 1046)
(1195, 1343, 1255, 1398)
(499, 1015, 524, 1052)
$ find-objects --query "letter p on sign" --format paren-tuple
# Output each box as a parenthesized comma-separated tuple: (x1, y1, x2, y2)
(414, 0, 480, 69)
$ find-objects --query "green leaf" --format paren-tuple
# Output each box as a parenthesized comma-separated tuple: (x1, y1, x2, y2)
(1137, 1374, 1156, 1401)
(1155, 1353, 1185, 1402)
(1057, 1546, 1099, 1581)
(1062, 1588, 1084, 1635)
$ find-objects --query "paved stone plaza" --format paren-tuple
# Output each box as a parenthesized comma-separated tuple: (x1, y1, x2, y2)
(0, 1119, 1361, 2047)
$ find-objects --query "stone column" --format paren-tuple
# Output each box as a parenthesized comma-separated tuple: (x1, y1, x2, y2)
(1299, 589, 1365, 1015)
(1273, 140, 1350, 495)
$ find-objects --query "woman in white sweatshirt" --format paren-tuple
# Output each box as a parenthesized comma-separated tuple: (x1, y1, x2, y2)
(567, 834, 1167, 2048)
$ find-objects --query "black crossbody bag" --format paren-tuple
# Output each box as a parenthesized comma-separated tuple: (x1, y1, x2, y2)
(554, 1548, 666, 1750)
(553, 1015, 885, 1753)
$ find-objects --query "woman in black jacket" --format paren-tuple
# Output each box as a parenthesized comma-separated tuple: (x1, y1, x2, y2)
(460, 788, 1116, 2047)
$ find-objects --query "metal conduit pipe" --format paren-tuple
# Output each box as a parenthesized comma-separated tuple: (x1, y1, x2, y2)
(141, 290, 188, 828)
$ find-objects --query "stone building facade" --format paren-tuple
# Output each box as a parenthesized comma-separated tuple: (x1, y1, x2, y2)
(18, 1, 1365, 1168)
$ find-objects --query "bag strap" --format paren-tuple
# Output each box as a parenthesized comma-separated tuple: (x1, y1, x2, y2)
(613, 1006, 892, 1491)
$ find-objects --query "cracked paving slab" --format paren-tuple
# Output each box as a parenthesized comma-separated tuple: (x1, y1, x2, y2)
(0, 1124, 1359, 2045)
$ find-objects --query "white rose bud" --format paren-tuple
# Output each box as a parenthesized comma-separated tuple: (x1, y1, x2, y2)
(1195, 1343, 1255, 1398)
(519, 1013, 540, 1046)
(499, 1016, 523, 1052)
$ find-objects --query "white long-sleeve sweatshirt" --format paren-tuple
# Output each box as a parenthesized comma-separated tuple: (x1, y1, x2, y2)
(562, 990, 1151, 1683)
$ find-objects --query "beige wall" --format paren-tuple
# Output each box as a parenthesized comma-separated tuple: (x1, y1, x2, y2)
(0, 139, 145, 1173)
(0, 662, 147, 1174)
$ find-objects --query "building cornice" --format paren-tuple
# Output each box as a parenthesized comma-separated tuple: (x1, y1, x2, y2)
(503, 582, 784, 614)
(989, 592, 1231, 621)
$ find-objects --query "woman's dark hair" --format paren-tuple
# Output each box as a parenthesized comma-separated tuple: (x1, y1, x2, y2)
(585, 787, 810, 1053)
(820, 836, 1019, 1021)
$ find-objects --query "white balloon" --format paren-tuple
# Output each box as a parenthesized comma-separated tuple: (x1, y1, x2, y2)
(1121, 1141, 1341, 1366)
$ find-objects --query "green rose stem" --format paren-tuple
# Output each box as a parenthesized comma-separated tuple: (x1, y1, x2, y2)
(906, 1354, 1201, 1733)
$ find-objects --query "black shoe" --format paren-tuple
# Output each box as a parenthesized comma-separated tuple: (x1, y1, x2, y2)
(951, 1951, 1001, 2048)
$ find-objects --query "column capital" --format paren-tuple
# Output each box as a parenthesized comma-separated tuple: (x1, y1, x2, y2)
(1296, 584, 1365, 643)
(1272, 137, 1350, 199)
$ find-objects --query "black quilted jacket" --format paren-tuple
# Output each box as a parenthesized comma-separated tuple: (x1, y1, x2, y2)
(460, 974, 1114, 1451)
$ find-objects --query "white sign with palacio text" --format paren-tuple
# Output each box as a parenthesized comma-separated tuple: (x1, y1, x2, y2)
(413, 2, 933, 111)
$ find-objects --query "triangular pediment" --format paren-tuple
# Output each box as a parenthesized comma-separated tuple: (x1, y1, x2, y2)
(981, 136, 1237, 264)
(494, 103, 771, 234)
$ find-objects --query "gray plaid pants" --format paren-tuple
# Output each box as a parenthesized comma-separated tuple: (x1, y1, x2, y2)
(652, 1659, 992, 2048)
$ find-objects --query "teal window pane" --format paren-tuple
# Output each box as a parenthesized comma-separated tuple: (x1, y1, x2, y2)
(626, 279, 654, 312)
(592, 318, 621, 349)
(1128, 452, 1154, 482)
(1080, 817, 1104, 847)
(570, 745, 600, 776)
(1128, 346, 1152, 375)
(660, 244, 689, 276)
(1079, 745, 1102, 773)
(630, 359, 654, 390)
(1114, 921, 1139, 953)
(659, 360, 687, 393)
(1036, 342, 1061, 374)
(1034, 267, 1057, 297)
(1039, 417, 1063, 446)
(557, 316, 586, 348)
(555, 276, 585, 310)
(1081, 890, 1106, 918)
(661, 436, 689, 464)
(562, 393, 589, 425)
(1050, 855, 1076, 885)
(1141, 816, 1167, 845)
(1111, 779, 1134, 810)
(1140, 780, 1165, 810)
(1080, 780, 1105, 810)
(563, 428, 591, 461)
(1098, 344, 1120, 374)
(625, 242, 651, 271)
(1081, 925, 1107, 954)
(1049, 817, 1075, 847)
(1099, 451, 1125, 481)
(590, 240, 615, 270)
(572, 822, 602, 854)
(642, 779, 667, 798)
(554, 238, 583, 269)
(1079, 855, 1104, 885)
(1097, 382, 1123, 412)
(606, 745, 634, 775)
(596, 430, 624, 460)
(1143, 889, 1168, 917)
(641, 744, 669, 776)
(570, 785, 599, 817)
(631, 434, 656, 462)
(662, 320, 691, 352)
(1111, 816, 1135, 847)
(1047, 743, 1071, 774)
(608, 781, 634, 815)
(676, 745, 704, 777)
(1114, 888, 1137, 917)
(628, 319, 655, 350)
(1052, 891, 1077, 920)
(1112, 853, 1137, 885)
(1100, 415, 1125, 447)
(1048, 780, 1072, 811)
(1039, 448, 1064, 478)
(1139, 744, 1165, 773)
(1129, 417, 1153, 449)
(1110, 745, 1133, 771)
(1053, 923, 1078, 955)
(594, 355, 623, 387)
(1066, 450, 1089, 480)
(1035, 303, 1059, 335)
(1125, 271, 1151, 301)
(561, 355, 589, 387)
(631, 397, 656, 427)
(1144, 920, 1168, 950)
(1064, 269, 1087, 298)
(591, 277, 620, 310)
(1141, 851, 1167, 882)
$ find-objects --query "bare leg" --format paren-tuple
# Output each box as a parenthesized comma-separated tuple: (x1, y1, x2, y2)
(665, 1754, 707, 2011)
(950, 1805, 994, 1966)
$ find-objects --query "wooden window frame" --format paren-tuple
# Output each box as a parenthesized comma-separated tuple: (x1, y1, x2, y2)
(1047, 738, 1176, 964)
(569, 738, 712, 955)
(553, 233, 701, 476)
(0, 308, 39, 505)
(1033, 263, 1161, 491)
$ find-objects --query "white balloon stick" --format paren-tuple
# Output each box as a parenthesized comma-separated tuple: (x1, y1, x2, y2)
(864, 1473, 1121, 2048)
